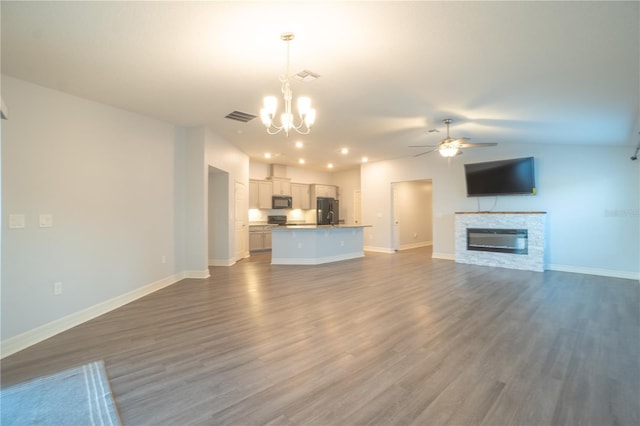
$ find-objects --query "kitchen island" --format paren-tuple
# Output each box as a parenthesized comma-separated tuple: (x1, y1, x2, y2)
(270, 225, 371, 265)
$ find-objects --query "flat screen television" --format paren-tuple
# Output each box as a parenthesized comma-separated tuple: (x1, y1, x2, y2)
(464, 157, 536, 197)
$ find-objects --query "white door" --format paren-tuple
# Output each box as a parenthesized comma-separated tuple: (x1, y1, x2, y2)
(353, 190, 361, 225)
(235, 181, 247, 261)
(392, 184, 400, 252)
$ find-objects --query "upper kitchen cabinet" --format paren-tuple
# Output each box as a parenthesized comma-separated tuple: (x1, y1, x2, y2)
(268, 177, 291, 196)
(249, 179, 272, 209)
(311, 184, 337, 199)
(291, 183, 311, 210)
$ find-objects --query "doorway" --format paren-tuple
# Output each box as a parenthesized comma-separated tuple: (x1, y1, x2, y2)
(234, 181, 247, 261)
(390, 180, 433, 251)
(208, 166, 230, 266)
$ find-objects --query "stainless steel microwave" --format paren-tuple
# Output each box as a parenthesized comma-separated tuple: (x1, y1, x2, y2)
(272, 196, 292, 209)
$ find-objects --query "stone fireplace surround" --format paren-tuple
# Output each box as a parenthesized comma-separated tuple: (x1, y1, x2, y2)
(455, 212, 546, 272)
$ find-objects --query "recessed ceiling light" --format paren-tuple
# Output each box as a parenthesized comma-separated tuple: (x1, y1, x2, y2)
(264, 153, 272, 159)
(341, 148, 349, 155)
(328, 163, 334, 169)
(299, 158, 305, 164)
(362, 156, 368, 163)
(295, 141, 304, 148)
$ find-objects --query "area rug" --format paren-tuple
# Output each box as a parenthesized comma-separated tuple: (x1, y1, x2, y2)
(1, 360, 121, 426)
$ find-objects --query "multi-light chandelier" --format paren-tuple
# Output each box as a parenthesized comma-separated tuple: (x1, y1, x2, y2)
(260, 33, 316, 136)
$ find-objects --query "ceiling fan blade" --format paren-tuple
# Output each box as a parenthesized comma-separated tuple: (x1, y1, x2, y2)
(458, 142, 498, 148)
(413, 147, 439, 157)
(408, 145, 437, 148)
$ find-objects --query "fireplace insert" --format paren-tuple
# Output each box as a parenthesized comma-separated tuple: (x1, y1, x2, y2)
(466, 228, 528, 255)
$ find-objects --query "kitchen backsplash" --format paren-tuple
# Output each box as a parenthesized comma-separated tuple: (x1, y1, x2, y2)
(249, 208, 316, 224)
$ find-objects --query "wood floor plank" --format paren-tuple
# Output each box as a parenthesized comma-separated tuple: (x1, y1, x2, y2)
(2, 247, 638, 425)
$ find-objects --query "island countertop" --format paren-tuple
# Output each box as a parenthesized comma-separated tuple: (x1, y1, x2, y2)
(271, 224, 371, 230)
(270, 225, 370, 265)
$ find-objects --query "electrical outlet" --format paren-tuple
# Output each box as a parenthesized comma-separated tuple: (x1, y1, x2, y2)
(9, 214, 25, 229)
(53, 282, 63, 295)
(39, 214, 53, 228)
(161, 255, 167, 264)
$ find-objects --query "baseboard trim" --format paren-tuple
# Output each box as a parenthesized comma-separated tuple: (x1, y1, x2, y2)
(364, 246, 395, 254)
(1, 270, 206, 359)
(209, 258, 235, 267)
(547, 264, 639, 281)
(432, 252, 455, 261)
(183, 269, 210, 279)
(399, 241, 433, 250)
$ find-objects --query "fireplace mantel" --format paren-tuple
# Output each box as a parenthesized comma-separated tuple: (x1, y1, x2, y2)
(455, 212, 546, 272)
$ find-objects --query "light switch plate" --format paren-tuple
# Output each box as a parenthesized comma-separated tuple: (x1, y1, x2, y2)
(39, 214, 53, 228)
(9, 214, 26, 229)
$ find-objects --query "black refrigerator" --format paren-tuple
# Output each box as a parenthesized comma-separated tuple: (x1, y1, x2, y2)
(316, 197, 339, 225)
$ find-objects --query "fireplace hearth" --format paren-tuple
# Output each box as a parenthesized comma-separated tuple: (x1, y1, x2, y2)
(467, 228, 528, 254)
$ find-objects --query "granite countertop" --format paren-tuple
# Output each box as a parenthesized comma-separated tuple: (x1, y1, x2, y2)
(271, 224, 371, 230)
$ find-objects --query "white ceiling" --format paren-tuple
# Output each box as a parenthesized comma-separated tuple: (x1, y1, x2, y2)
(2, 1, 639, 171)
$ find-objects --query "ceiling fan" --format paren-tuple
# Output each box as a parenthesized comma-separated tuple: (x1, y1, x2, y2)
(410, 119, 497, 157)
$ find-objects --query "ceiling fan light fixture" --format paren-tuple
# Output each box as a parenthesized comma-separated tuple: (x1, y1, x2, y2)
(439, 120, 460, 157)
(439, 144, 459, 157)
(410, 118, 497, 158)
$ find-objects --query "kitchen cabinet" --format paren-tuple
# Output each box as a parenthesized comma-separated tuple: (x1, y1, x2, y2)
(249, 180, 272, 209)
(269, 177, 291, 196)
(249, 225, 272, 251)
(291, 183, 310, 210)
(310, 184, 337, 200)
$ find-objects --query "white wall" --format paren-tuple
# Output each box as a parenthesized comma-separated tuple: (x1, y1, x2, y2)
(362, 143, 640, 278)
(1, 76, 182, 342)
(362, 156, 456, 253)
(331, 167, 361, 225)
(204, 127, 250, 264)
(173, 128, 187, 272)
(1, 80, 251, 355)
(249, 161, 333, 184)
(183, 127, 208, 275)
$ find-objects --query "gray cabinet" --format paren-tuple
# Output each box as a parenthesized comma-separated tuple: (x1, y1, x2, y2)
(269, 177, 291, 196)
(249, 180, 272, 209)
(291, 183, 310, 210)
(249, 225, 272, 251)
(310, 184, 337, 200)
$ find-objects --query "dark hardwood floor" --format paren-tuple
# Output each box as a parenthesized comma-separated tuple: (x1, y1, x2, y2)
(2, 247, 639, 425)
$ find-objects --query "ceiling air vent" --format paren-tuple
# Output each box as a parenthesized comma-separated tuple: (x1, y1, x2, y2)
(225, 111, 257, 123)
(294, 70, 320, 82)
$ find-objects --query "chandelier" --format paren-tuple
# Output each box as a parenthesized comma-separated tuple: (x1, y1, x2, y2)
(260, 33, 316, 136)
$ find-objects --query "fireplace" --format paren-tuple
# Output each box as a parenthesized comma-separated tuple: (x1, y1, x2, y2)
(467, 228, 528, 255)
(455, 212, 546, 272)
